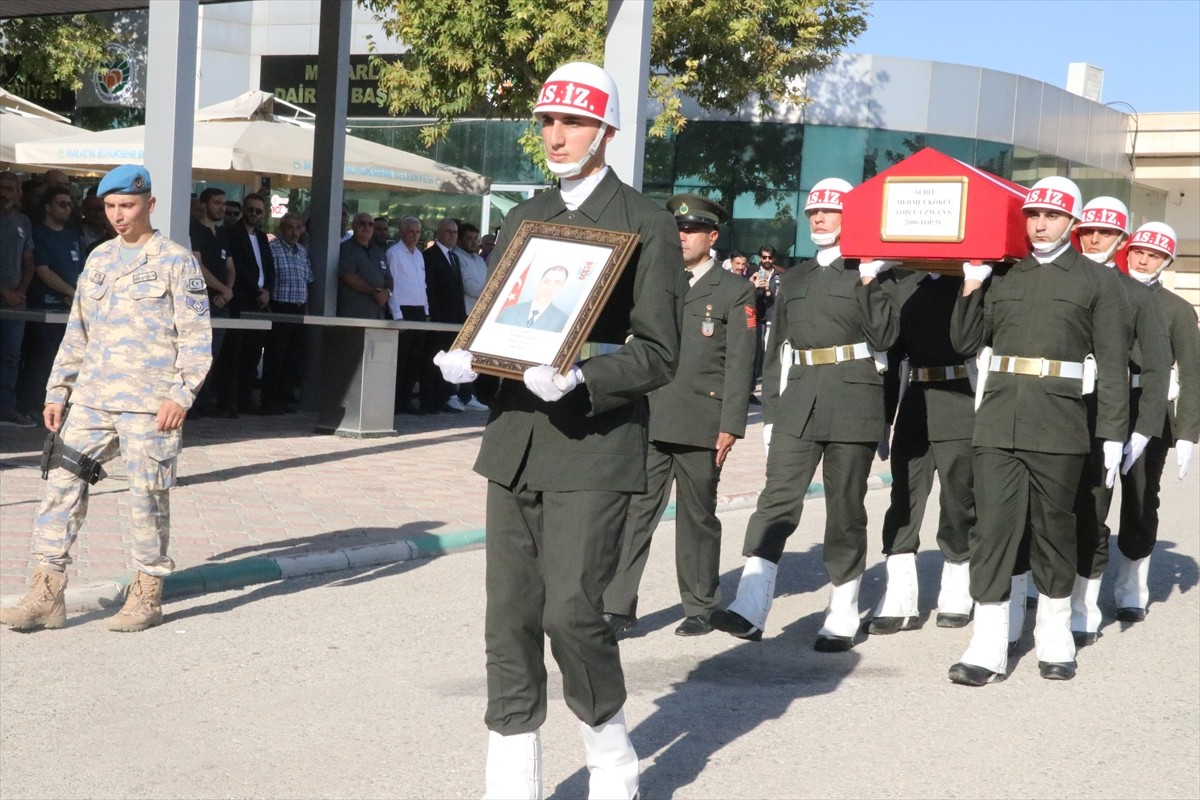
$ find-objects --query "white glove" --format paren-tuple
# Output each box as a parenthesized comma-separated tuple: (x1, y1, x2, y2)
(877, 424, 891, 461)
(523, 364, 582, 402)
(433, 349, 477, 384)
(962, 262, 993, 283)
(762, 422, 773, 455)
(858, 259, 897, 279)
(1102, 440, 1123, 489)
(1178, 440, 1195, 480)
(1121, 432, 1151, 475)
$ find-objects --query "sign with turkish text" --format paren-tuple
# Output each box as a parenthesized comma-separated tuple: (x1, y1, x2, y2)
(259, 55, 403, 117)
(881, 177, 968, 243)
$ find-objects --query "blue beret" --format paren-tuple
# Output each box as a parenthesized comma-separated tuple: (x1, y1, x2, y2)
(97, 164, 151, 197)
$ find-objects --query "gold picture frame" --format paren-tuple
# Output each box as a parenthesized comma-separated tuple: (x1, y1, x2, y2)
(452, 220, 640, 379)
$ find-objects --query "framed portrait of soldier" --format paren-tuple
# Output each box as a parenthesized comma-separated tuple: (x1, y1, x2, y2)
(452, 220, 639, 379)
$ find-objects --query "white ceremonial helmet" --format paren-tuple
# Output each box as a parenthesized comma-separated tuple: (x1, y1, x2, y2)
(533, 62, 620, 179)
(1127, 221, 1177, 284)
(805, 177, 854, 246)
(1022, 176, 1082, 252)
(1074, 196, 1130, 264)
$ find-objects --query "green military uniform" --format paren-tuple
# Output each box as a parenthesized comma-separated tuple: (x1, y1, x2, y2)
(1117, 282, 1200, 559)
(743, 255, 900, 583)
(882, 272, 975, 564)
(474, 168, 687, 735)
(603, 254, 756, 620)
(1074, 269, 1170, 578)
(950, 247, 1130, 602)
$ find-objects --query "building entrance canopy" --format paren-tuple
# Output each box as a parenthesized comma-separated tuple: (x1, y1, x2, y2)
(15, 90, 490, 195)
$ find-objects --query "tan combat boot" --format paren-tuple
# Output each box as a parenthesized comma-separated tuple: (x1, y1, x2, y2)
(0, 567, 67, 630)
(107, 572, 165, 632)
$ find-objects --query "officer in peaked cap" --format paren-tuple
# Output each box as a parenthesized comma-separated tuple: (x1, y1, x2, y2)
(603, 192, 755, 638)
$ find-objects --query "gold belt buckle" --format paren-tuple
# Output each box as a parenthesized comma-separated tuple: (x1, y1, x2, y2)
(809, 347, 836, 366)
(1013, 356, 1040, 376)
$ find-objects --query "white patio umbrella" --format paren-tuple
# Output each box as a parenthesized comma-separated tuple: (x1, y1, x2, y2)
(0, 112, 85, 165)
(15, 90, 490, 195)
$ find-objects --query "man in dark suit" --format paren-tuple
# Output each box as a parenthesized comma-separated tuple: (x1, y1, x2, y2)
(431, 61, 686, 800)
(495, 265, 572, 332)
(602, 194, 755, 637)
(424, 218, 466, 413)
(215, 192, 273, 415)
(947, 177, 1129, 686)
(709, 177, 902, 652)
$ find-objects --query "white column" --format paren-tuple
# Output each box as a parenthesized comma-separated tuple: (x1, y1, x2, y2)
(604, 0, 653, 192)
(144, 0, 199, 245)
(307, 0, 353, 316)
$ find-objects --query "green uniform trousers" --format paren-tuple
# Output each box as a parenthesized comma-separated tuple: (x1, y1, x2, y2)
(1116, 433, 1172, 561)
(742, 435, 875, 585)
(880, 436, 974, 564)
(484, 479, 630, 735)
(970, 447, 1084, 602)
(604, 442, 722, 619)
(1074, 435, 1117, 579)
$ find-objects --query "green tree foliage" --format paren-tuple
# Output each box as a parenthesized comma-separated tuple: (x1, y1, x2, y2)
(0, 15, 115, 92)
(361, 0, 869, 157)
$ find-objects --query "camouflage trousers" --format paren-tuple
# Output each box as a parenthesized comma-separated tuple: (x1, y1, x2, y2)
(32, 404, 181, 576)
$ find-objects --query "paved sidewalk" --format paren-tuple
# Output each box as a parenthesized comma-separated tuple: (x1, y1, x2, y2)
(0, 404, 892, 600)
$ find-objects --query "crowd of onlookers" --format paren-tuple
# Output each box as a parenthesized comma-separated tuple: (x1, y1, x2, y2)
(0, 169, 117, 428)
(1, 166, 789, 428)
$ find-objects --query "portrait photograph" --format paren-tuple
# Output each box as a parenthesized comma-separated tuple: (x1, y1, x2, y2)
(453, 221, 639, 379)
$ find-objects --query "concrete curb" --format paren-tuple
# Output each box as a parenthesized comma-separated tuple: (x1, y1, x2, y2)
(4, 472, 893, 613)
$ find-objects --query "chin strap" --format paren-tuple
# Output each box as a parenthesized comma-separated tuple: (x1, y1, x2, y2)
(546, 124, 609, 179)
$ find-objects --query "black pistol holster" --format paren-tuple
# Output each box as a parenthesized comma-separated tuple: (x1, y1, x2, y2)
(39, 403, 107, 485)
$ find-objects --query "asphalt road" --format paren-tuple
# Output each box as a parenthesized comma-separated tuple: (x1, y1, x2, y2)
(2, 469, 1197, 799)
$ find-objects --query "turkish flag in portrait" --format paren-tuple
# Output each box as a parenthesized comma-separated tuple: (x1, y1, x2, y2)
(497, 264, 530, 316)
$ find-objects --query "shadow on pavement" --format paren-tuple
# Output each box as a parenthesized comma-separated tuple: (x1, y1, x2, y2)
(204, 521, 456, 562)
(552, 544, 862, 799)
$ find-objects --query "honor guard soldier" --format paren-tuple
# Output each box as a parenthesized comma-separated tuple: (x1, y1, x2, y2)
(869, 266, 977, 635)
(1114, 223, 1199, 621)
(602, 194, 756, 637)
(432, 62, 686, 800)
(0, 165, 212, 633)
(947, 176, 1129, 685)
(1067, 197, 1170, 646)
(710, 177, 901, 651)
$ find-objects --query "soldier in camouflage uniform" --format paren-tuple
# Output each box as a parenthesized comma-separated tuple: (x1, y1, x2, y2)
(0, 165, 212, 633)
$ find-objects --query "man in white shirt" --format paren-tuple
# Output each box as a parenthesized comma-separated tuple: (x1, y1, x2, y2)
(385, 216, 436, 414)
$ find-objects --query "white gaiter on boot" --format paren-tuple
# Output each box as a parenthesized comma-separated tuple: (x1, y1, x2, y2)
(726, 556, 778, 631)
(483, 730, 542, 800)
(579, 708, 639, 800)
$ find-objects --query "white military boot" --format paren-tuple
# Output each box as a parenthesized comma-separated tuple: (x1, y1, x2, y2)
(483, 730, 542, 800)
(1008, 573, 1028, 652)
(1034, 594, 1077, 680)
(935, 560, 972, 627)
(868, 553, 920, 635)
(1069, 574, 1102, 646)
(815, 576, 861, 652)
(711, 556, 777, 641)
(1113, 551, 1151, 622)
(579, 708, 639, 800)
(948, 600, 1009, 686)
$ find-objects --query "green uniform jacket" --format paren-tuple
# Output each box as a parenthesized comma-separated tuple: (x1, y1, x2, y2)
(473, 169, 687, 492)
(762, 256, 900, 443)
(648, 262, 756, 448)
(1113, 270, 1171, 440)
(1152, 283, 1200, 443)
(950, 248, 1130, 454)
(886, 271, 975, 443)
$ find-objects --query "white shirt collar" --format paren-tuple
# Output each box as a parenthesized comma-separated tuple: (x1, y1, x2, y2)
(687, 257, 715, 287)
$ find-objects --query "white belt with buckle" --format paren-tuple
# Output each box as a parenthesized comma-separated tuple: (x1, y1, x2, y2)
(910, 365, 969, 382)
(792, 341, 871, 366)
(989, 354, 1085, 380)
